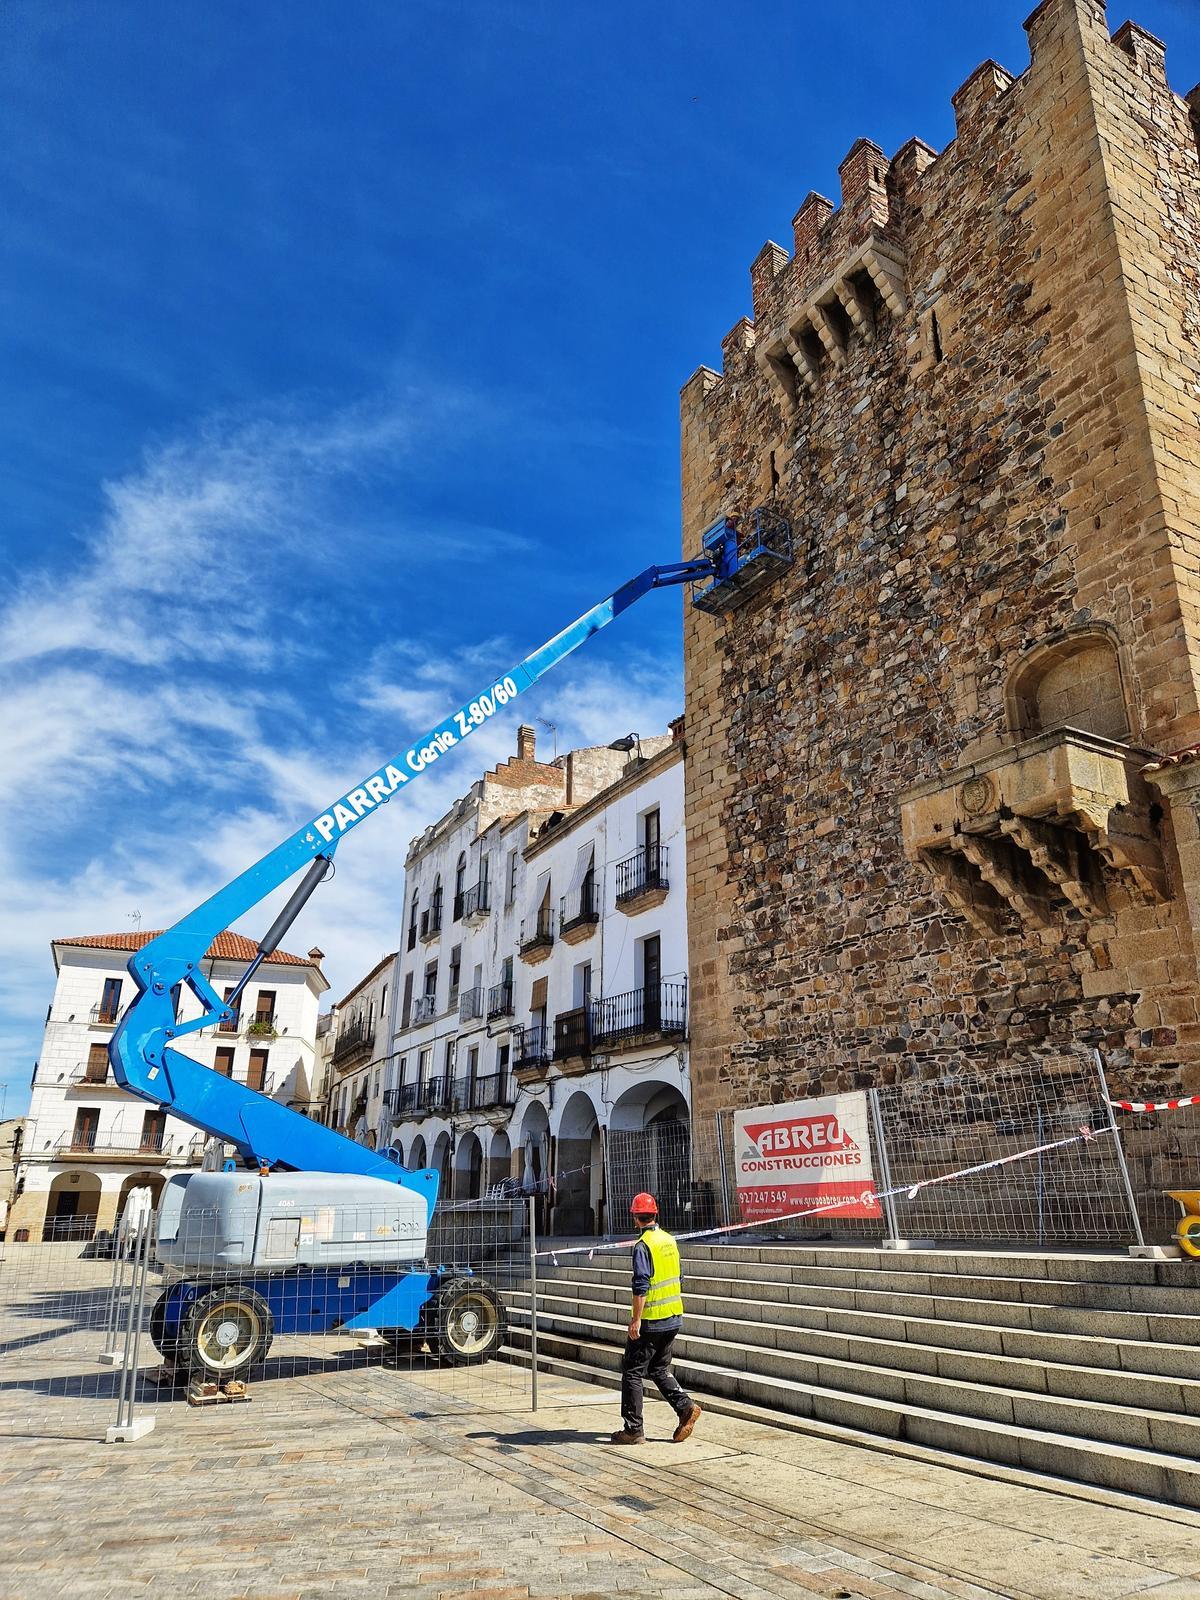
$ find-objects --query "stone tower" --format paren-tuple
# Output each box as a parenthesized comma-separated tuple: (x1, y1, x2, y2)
(681, 0, 1200, 1123)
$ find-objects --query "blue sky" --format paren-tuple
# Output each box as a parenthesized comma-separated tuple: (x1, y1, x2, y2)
(3, 0, 1199, 1114)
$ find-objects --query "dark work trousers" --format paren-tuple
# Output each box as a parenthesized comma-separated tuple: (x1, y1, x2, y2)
(620, 1325, 694, 1433)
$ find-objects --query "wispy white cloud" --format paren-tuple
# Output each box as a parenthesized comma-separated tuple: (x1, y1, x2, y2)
(0, 390, 682, 1111)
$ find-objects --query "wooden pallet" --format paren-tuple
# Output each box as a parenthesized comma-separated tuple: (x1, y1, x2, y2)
(186, 1379, 251, 1407)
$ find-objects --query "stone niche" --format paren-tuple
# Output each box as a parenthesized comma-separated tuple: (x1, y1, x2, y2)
(899, 727, 1168, 936)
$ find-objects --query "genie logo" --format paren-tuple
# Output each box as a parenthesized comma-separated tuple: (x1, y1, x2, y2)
(743, 1114, 858, 1157)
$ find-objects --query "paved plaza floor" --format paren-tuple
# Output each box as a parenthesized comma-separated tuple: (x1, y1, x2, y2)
(5, 1351, 1200, 1600)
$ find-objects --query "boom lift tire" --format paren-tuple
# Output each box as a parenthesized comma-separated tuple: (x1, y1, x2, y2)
(149, 1289, 183, 1362)
(420, 1276, 507, 1365)
(180, 1286, 275, 1378)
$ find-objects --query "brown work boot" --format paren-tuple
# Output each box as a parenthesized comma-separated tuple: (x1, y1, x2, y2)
(609, 1427, 644, 1445)
(672, 1404, 702, 1442)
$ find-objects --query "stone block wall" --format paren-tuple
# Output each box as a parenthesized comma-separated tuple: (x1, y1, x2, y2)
(681, 0, 1200, 1123)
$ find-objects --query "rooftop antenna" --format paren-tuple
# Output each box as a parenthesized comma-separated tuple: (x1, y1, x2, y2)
(128, 909, 143, 931)
(537, 718, 558, 759)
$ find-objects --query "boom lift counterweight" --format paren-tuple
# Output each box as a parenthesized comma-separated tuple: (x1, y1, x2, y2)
(111, 517, 790, 1378)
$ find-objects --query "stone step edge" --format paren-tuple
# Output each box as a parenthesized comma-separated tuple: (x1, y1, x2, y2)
(498, 1341, 1200, 1530)
(508, 1287, 1200, 1384)
(531, 1258, 1200, 1299)
(507, 1305, 1200, 1433)
(505, 1328, 1200, 1494)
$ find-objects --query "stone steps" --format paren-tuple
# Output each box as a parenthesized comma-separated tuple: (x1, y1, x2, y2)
(503, 1328, 1200, 1508)
(502, 1242, 1200, 1505)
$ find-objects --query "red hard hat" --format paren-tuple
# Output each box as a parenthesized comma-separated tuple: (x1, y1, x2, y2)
(630, 1192, 658, 1216)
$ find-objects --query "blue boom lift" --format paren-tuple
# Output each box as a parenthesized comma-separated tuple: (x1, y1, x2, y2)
(111, 512, 790, 1379)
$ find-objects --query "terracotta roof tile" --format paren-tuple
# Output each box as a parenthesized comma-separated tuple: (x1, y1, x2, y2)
(53, 930, 318, 968)
(1142, 744, 1200, 775)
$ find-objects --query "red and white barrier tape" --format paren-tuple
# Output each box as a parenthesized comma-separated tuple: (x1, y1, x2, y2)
(1107, 1095, 1200, 1113)
(534, 1123, 1109, 1263)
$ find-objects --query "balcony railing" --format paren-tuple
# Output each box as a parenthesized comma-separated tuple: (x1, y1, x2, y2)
(332, 1014, 375, 1064)
(419, 904, 442, 942)
(56, 1130, 171, 1157)
(590, 980, 688, 1046)
(458, 880, 490, 921)
(393, 1082, 419, 1116)
(512, 1023, 550, 1071)
(487, 980, 514, 1021)
(459, 985, 485, 1023)
(614, 843, 669, 905)
(68, 1061, 119, 1088)
(218, 1010, 240, 1034)
(89, 1002, 121, 1027)
(559, 878, 599, 936)
(519, 907, 555, 957)
(410, 994, 438, 1025)
(414, 1074, 450, 1116)
(245, 1012, 278, 1040)
(553, 1007, 592, 1061)
(470, 1071, 515, 1110)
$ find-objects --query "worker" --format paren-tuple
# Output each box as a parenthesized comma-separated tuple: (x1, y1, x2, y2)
(609, 1193, 702, 1445)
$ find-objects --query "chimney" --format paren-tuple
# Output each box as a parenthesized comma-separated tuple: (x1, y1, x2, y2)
(307, 947, 325, 963)
(517, 725, 536, 762)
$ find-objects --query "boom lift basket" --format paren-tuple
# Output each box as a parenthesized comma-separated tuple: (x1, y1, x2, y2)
(691, 507, 792, 615)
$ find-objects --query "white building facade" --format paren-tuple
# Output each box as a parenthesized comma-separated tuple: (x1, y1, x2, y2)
(10, 931, 327, 1242)
(326, 950, 399, 1148)
(385, 722, 692, 1235)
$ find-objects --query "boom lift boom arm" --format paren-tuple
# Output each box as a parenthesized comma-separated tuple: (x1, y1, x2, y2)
(109, 555, 721, 1199)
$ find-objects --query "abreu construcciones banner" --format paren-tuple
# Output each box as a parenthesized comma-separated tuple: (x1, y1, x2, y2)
(733, 1092, 882, 1223)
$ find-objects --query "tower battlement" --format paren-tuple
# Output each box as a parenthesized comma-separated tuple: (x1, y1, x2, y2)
(686, 0, 1200, 418)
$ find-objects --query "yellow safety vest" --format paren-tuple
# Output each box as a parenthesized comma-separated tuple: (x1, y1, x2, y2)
(639, 1226, 684, 1321)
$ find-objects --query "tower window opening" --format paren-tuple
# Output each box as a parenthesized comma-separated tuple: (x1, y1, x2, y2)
(931, 309, 944, 363)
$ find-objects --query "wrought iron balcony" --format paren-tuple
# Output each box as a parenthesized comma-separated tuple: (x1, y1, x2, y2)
(67, 1062, 120, 1089)
(419, 903, 442, 942)
(410, 994, 438, 1025)
(458, 881, 490, 921)
(614, 844, 669, 906)
(415, 1074, 450, 1115)
(449, 1074, 474, 1114)
(459, 985, 485, 1023)
(393, 1082, 419, 1116)
(56, 1130, 172, 1159)
(512, 1023, 550, 1072)
(487, 980, 514, 1021)
(89, 1002, 121, 1027)
(553, 1007, 592, 1061)
(559, 879, 599, 938)
(470, 1071, 515, 1110)
(218, 1011, 240, 1034)
(590, 980, 687, 1048)
(332, 1014, 374, 1064)
(519, 908, 555, 958)
(245, 1012, 279, 1040)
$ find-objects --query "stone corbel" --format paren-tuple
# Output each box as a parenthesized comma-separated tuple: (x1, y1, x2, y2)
(999, 814, 1109, 919)
(863, 243, 908, 316)
(917, 848, 1008, 937)
(954, 833, 1058, 930)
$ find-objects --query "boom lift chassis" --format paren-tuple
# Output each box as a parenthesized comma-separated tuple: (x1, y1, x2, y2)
(110, 513, 790, 1380)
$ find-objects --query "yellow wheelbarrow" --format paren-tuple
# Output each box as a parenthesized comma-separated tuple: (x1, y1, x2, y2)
(1167, 1191, 1200, 1257)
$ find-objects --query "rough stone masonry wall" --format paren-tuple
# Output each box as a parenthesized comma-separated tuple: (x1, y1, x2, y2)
(681, 0, 1200, 1125)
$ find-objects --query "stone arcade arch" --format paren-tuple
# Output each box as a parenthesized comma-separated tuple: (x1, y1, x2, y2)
(607, 1081, 691, 1230)
(453, 1129, 484, 1201)
(487, 1128, 512, 1192)
(553, 1089, 603, 1236)
(43, 1170, 102, 1242)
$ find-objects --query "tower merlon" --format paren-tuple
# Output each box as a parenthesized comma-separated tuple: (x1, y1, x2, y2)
(750, 240, 792, 319)
(1111, 19, 1168, 84)
(951, 60, 1017, 134)
(837, 138, 891, 232)
(792, 191, 835, 268)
